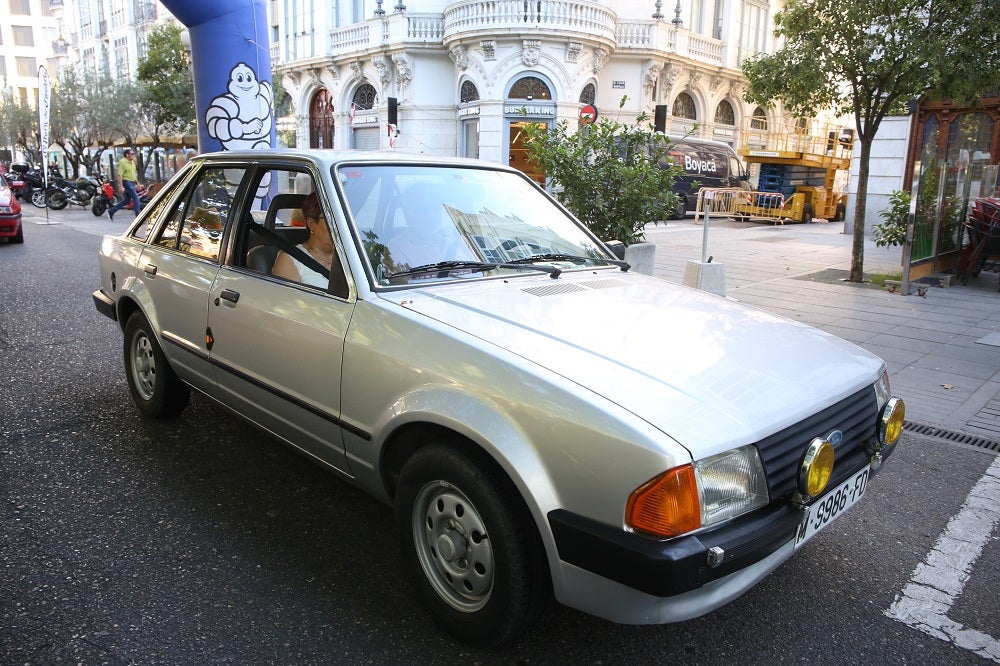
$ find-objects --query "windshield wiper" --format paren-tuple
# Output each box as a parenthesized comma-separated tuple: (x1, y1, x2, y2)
(387, 260, 561, 281)
(507, 253, 630, 272)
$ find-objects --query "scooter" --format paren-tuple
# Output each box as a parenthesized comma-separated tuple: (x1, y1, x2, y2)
(90, 176, 119, 216)
(6, 164, 48, 208)
(45, 175, 96, 210)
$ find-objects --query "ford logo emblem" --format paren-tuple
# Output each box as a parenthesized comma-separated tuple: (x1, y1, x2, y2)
(826, 430, 844, 447)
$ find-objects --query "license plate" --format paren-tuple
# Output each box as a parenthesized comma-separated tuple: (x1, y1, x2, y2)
(796, 465, 870, 547)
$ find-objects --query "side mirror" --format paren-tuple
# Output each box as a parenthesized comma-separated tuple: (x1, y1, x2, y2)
(605, 240, 626, 260)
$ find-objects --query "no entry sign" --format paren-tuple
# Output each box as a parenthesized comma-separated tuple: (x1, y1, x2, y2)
(580, 104, 598, 124)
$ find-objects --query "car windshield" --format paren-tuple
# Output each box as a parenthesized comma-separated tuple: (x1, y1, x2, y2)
(336, 164, 616, 286)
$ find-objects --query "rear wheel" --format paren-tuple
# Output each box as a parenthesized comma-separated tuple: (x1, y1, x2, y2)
(91, 198, 107, 216)
(30, 189, 47, 208)
(45, 189, 68, 210)
(123, 312, 190, 418)
(394, 443, 550, 646)
(800, 203, 814, 224)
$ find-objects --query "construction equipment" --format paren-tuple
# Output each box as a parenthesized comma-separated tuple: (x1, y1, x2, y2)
(737, 116, 854, 223)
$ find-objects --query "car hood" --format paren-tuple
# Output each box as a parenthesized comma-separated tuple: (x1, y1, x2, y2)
(392, 272, 883, 458)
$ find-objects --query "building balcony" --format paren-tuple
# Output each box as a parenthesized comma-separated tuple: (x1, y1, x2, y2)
(442, 0, 617, 48)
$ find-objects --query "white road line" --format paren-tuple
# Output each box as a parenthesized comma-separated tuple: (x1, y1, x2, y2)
(885, 455, 1000, 663)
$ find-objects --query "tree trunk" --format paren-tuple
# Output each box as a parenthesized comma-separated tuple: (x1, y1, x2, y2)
(849, 137, 873, 282)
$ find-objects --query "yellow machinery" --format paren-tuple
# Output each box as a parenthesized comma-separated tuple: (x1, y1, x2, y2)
(736, 116, 854, 223)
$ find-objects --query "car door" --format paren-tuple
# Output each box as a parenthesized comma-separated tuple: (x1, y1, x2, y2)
(136, 164, 245, 395)
(206, 164, 354, 474)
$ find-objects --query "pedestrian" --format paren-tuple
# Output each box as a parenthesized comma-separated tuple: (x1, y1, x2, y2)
(107, 148, 141, 220)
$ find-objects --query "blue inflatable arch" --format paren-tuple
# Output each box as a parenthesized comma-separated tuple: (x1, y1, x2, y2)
(161, 0, 275, 154)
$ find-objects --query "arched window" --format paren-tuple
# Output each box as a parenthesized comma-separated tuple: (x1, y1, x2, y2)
(714, 100, 735, 126)
(751, 106, 767, 130)
(460, 80, 479, 103)
(509, 76, 552, 100)
(352, 83, 378, 110)
(579, 83, 596, 105)
(672, 92, 696, 120)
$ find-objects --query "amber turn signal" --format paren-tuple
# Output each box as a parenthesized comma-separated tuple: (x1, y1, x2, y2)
(626, 465, 701, 538)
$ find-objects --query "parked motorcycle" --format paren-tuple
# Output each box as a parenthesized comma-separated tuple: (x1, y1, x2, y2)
(45, 175, 97, 210)
(90, 176, 119, 216)
(7, 163, 48, 208)
(90, 179, 155, 216)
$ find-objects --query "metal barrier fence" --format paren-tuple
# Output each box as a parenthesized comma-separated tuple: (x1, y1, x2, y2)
(693, 188, 791, 224)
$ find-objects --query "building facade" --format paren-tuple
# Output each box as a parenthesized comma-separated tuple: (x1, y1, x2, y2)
(0, 0, 63, 108)
(271, 0, 781, 177)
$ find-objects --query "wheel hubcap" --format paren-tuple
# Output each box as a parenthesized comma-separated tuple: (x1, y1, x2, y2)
(412, 481, 493, 612)
(131, 332, 156, 400)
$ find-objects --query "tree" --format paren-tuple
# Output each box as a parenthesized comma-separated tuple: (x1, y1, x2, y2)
(136, 23, 195, 153)
(0, 89, 42, 165)
(520, 98, 680, 246)
(50, 65, 121, 178)
(741, 0, 1000, 282)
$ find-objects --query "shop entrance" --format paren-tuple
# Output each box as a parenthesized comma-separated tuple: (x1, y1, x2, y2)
(508, 121, 546, 186)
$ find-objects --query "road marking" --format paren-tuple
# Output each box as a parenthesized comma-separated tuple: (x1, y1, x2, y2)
(885, 455, 1000, 663)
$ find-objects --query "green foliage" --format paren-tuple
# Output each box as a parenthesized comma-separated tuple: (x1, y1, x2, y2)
(137, 23, 195, 142)
(873, 190, 910, 247)
(519, 98, 680, 246)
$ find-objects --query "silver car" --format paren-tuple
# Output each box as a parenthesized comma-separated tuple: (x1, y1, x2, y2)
(93, 149, 905, 646)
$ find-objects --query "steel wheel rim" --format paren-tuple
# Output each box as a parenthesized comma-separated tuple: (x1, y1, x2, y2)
(130, 331, 156, 401)
(31, 190, 46, 207)
(412, 480, 494, 612)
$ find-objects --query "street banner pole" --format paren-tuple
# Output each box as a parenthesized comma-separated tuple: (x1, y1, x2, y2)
(37, 65, 57, 225)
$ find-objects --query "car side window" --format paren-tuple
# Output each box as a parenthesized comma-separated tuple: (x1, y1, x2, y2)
(239, 167, 349, 299)
(153, 166, 245, 260)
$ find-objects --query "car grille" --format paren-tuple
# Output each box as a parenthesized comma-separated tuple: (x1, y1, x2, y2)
(756, 385, 878, 500)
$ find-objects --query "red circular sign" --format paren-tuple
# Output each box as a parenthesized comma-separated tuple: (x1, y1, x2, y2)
(580, 104, 598, 124)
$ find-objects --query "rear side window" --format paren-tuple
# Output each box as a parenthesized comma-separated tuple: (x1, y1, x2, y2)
(153, 166, 246, 260)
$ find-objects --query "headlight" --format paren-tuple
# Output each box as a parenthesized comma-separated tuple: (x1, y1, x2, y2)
(879, 397, 905, 447)
(626, 445, 768, 539)
(874, 370, 891, 410)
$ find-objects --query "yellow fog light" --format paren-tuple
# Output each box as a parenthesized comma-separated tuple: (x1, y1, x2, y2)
(879, 397, 905, 447)
(799, 438, 835, 498)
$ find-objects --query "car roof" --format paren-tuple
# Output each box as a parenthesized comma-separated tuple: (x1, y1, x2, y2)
(189, 149, 514, 172)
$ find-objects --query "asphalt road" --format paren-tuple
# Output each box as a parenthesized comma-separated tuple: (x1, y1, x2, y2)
(1, 219, 997, 664)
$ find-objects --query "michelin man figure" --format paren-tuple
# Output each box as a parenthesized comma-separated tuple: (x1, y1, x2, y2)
(205, 62, 273, 205)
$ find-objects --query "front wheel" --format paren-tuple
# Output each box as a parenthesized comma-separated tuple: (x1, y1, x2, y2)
(30, 188, 47, 208)
(395, 444, 550, 646)
(45, 189, 68, 210)
(123, 312, 190, 418)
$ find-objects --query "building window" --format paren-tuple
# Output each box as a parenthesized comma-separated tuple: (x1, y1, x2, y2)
(739, 0, 769, 62)
(9, 0, 30, 15)
(751, 107, 767, 130)
(111, 0, 127, 29)
(579, 83, 596, 105)
(12, 25, 34, 47)
(352, 83, 377, 110)
(15, 56, 37, 77)
(114, 37, 130, 79)
(509, 76, 551, 100)
(715, 100, 735, 126)
(460, 81, 479, 104)
(672, 92, 697, 120)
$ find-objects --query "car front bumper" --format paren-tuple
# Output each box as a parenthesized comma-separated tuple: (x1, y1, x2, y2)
(0, 214, 21, 237)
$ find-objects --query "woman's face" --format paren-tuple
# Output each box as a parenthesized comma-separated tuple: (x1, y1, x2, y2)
(307, 214, 334, 253)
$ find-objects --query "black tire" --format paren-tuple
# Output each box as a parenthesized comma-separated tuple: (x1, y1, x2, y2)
(669, 195, 687, 220)
(834, 202, 846, 222)
(800, 203, 814, 224)
(30, 188, 47, 208)
(92, 198, 107, 216)
(394, 443, 550, 647)
(11, 223, 23, 244)
(123, 312, 190, 418)
(45, 189, 68, 210)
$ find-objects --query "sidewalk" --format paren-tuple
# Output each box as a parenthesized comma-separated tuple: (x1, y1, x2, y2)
(21, 205, 1000, 445)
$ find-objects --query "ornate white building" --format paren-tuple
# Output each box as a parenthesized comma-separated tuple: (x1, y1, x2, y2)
(272, 0, 780, 179)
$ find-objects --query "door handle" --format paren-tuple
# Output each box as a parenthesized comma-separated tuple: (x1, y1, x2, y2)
(216, 289, 240, 305)
(143, 263, 157, 276)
